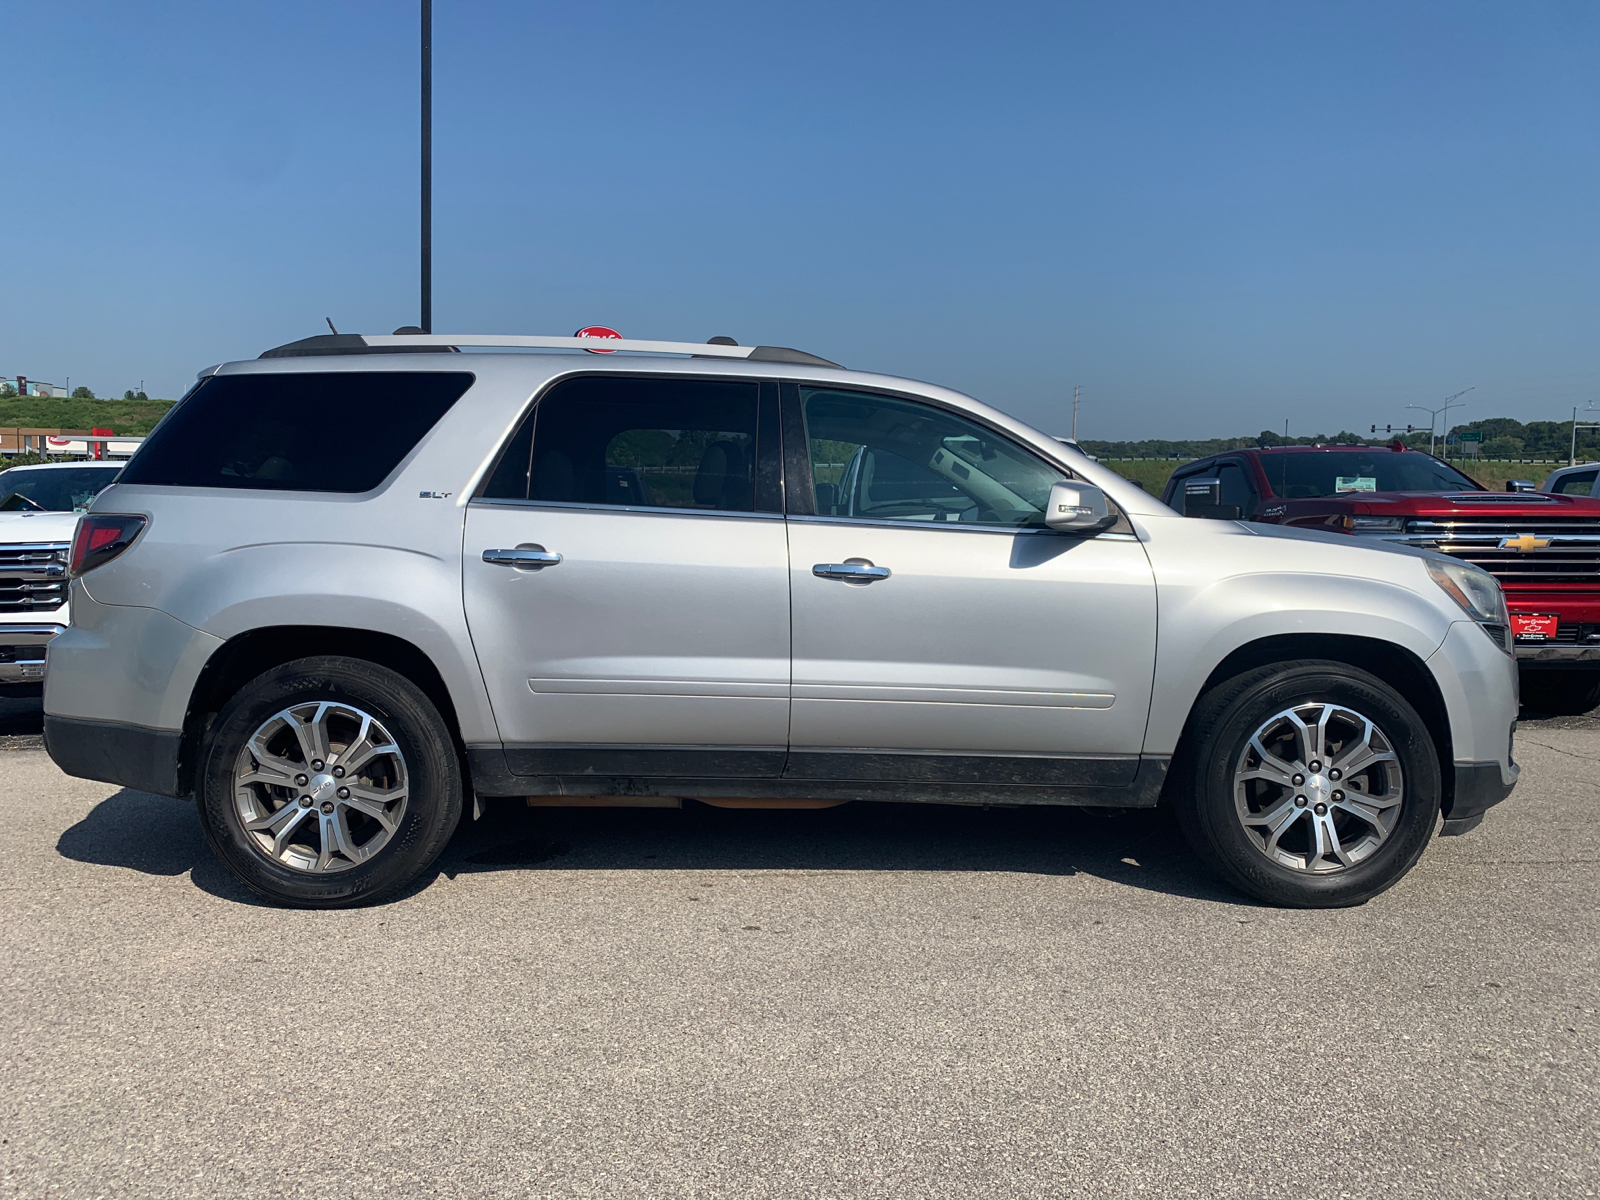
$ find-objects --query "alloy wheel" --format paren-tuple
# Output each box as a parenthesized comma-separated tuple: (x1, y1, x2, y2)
(1233, 702, 1405, 874)
(231, 701, 410, 873)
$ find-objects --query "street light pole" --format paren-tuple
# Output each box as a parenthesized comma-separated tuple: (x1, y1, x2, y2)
(1407, 387, 1474, 457)
(1572, 403, 1600, 466)
(1072, 385, 1081, 442)
(420, 0, 432, 335)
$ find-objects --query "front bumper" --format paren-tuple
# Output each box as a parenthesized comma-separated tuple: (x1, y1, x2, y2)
(1441, 761, 1518, 836)
(1515, 643, 1600, 665)
(0, 623, 65, 684)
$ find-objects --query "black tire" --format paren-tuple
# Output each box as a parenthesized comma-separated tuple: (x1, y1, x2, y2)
(197, 656, 462, 908)
(1518, 670, 1600, 716)
(1172, 660, 1441, 908)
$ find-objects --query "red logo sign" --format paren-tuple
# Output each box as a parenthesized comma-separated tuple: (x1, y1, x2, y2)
(573, 325, 623, 353)
(46, 436, 71, 446)
(1510, 613, 1559, 641)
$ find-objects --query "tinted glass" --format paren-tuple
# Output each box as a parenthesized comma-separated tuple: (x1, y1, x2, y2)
(483, 376, 762, 513)
(1266, 451, 1481, 497)
(1551, 470, 1597, 495)
(0, 466, 120, 512)
(118, 372, 474, 493)
(801, 388, 1064, 527)
(1216, 462, 1255, 511)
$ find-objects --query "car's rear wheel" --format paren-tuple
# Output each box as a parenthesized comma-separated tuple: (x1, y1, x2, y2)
(1174, 661, 1441, 908)
(197, 656, 462, 908)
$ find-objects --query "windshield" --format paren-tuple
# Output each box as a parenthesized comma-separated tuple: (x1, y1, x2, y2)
(1266, 451, 1481, 497)
(0, 467, 121, 512)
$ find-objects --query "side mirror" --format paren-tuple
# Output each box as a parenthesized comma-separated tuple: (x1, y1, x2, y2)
(1045, 481, 1116, 534)
(1181, 476, 1243, 520)
(1184, 478, 1222, 511)
(814, 481, 837, 514)
(1506, 479, 1536, 493)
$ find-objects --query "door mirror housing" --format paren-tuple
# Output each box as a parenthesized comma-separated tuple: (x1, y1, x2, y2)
(1045, 481, 1116, 534)
(1506, 479, 1536, 493)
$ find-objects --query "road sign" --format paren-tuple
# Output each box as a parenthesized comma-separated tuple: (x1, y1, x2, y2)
(1459, 430, 1483, 442)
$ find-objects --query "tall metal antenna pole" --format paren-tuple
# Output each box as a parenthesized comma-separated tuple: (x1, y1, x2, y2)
(420, 0, 432, 334)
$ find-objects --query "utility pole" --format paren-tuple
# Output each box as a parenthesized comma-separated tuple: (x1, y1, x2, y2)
(1407, 387, 1474, 457)
(420, 0, 433, 334)
(1071, 385, 1081, 442)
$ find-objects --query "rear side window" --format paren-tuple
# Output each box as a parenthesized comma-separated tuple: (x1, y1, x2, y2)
(118, 372, 474, 493)
(482, 376, 773, 514)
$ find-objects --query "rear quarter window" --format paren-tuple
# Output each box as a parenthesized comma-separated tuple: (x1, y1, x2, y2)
(118, 372, 475, 493)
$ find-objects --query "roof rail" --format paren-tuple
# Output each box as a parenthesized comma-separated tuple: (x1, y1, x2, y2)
(260, 332, 841, 367)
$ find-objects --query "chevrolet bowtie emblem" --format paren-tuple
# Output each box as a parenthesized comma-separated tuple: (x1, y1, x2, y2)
(1500, 534, 1551, 552)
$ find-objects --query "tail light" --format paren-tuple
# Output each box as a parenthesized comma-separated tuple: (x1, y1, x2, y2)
(69, 515, 147, 578)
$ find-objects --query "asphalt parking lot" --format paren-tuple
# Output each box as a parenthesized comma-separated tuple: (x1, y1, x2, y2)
(1, 692, 1596, 1200)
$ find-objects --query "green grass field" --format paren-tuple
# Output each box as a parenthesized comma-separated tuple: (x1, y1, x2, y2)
(0, 397, 175, 437)
(1097, 458, 1574, 498)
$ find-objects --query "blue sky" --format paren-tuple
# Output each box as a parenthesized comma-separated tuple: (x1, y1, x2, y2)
(4, 1, 1598, 439)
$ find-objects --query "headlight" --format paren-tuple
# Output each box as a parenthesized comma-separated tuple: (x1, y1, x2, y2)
(1427, 558, 1511, 652)
(1343, 515, 1405, 533)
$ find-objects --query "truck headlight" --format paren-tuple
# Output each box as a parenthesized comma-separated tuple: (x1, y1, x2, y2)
(1427, 558, 1511, 652)
(1343, 515, 1405, 533)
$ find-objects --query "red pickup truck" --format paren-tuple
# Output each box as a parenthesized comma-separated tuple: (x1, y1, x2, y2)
(1161, 444, 1600, 712)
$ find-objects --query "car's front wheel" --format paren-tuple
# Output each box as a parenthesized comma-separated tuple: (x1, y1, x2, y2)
(197, 656, 462, 908)
(1174, 661, 1441, 908)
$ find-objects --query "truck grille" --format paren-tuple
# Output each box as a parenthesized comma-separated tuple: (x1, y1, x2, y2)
(1398, 516, 1600, 585)
(0, 543, 70, 613)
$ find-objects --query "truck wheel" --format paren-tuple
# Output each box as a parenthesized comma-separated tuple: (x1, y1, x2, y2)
(1174, 661, 1441, 908)
(196, 656, 462, 908)
(1518, 671, 1600, 716)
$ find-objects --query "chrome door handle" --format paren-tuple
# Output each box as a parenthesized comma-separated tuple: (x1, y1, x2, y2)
(813, 562, 890, 582)
(483, 548, 563, 568)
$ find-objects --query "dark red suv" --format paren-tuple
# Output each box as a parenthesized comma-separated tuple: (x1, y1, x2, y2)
(1161, 444, 1600, 712)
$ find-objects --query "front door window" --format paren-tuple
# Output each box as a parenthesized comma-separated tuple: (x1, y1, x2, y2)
(800, 387, 1066, 526)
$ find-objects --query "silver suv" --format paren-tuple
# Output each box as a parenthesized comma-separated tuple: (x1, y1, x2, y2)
(43, 331, 1519, 908)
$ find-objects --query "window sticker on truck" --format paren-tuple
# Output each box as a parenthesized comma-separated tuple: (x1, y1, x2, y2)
(1335, 476, 1377, 492)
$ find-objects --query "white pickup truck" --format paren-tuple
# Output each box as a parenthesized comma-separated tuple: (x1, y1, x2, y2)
(0, 462, 122, 687)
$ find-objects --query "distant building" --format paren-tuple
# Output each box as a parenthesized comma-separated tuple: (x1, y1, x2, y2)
(0, 427, 143, 460)
(1, 377, 69, 398)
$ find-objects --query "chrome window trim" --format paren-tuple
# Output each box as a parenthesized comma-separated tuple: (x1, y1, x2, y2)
(784, 512, 1137, 540)
(468, 497, 785, 522)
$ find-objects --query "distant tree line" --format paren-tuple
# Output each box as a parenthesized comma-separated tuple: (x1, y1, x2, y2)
(0, 384, 149, 402)
(1082, 418, 1600, 461)
(1079, 430, 1372, 458)
(1444, 416, 1600, 461)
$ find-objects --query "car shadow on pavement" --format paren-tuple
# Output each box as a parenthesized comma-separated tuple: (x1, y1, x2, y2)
(52, 789, 1249, 907)
(54, 789, 266, 904)
(431, 799, 1252, 907)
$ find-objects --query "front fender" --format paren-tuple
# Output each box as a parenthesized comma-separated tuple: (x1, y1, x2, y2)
(1144, 570, 1454, 755)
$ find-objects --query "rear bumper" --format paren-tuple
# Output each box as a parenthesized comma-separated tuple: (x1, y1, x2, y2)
(0, 623, 65, 684)
(43, 715, 185, 798)
(1441, 761, 1518, 836)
